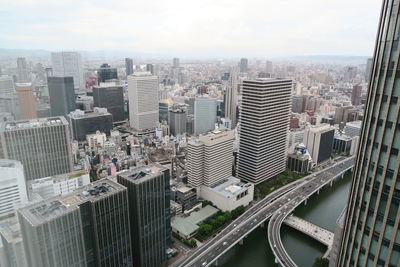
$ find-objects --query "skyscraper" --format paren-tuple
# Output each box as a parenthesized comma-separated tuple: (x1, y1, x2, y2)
(0, 117, 73, 180)
(97, 63, 118, 84)
(239, 58, 248, 73)
(48, 77, 76, 116)
(16, 57, 29, 82)
(303, 124, 335, 165)
(0, 76, 19, 119)
(117, 164, 171, 267)
(266, 60, 273, 74)
(187, 129, 234, 188)
(18, 179, 132, 267)
(173, 57, 180, 68)
(225, 71, 238, 128)
(128, 72, 159, 130)
(125, 58, 134, 76)
(365, 57, 373, 82)
(146, 63, 155, 75)
(237, 78, 292, 184)
(351, 84, 362, 106)
(15, 82, 37, 119)
(336, 1, 400, 266)
(194, 97, 217, 135)
(0, 159, 27, 219)
(93, 85, 124, 122)
(51, 52, 84, 89)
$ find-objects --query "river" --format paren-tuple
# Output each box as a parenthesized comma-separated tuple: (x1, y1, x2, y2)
(219, 173, 352, 267)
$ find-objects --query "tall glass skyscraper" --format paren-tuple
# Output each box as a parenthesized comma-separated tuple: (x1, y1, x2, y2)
(337, 0, 400, 266)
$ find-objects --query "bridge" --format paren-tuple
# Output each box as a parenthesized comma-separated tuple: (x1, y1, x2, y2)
(268, 158, 354, 267)
(174, 157, 354, 267)
(283, 215, 334, 257)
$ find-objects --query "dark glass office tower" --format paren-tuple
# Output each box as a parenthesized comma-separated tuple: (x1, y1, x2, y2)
(117, 164, 171, 267)
(337, 0, 400, 266)
(48, 76, 76, 116)
(97, 63, 118, 84)
(18, 179, 132, 267)
(93, 85, 124, 122)
(125, 58, 134, 76)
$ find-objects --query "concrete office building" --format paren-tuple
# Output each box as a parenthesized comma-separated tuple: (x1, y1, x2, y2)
(237, 78, 292, 184)
(15, 82, 37, 119)
(332, 135, 353, 155)
(146, 63, 155, 75)
(239, 58, 248, 73)
(336, 1, 400, 265)
(194, 97, 217, 135)
(48, 77, 75, 116)
(97, 63, 118, 84)
(292, 95, 304, 113)
(224, 71, 238, 128)
(51, 52, 84, 89)
(169, 107, 187, 136)
(303, 124, 335, 165)
(16, 57, 29, 82)
(0, 160, 27, 219)
(93, 84, 124, 122)
(0, 117, 73, 180)
(125, 58, 134, 76)
(28, 171, 90, 200)
(117, 164, 171, 267)
(0, 217, 27, 267)
(18, 179, 132, 267)
(0, 76, 19, 119)
(128, 72, 159, 130)
(187, 129, 234, 188)
(69, 108, 113, 141)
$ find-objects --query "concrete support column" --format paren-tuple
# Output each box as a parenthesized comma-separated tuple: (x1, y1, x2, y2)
(304, 198, 308, 205)
(341, 173, 344, 179)
(260, 222, 265, 228)
(330, 180, 333, 187)
(239, 239, 244, 245)
(214, 259, 219, 266)
(317, 190, 320, 195)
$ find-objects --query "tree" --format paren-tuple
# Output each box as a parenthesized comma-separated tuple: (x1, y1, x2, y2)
(198, 224, 213, 236)
(216, 215, 226, 228)
(223, 211, 232, 222)
(312, 257, 329, 267)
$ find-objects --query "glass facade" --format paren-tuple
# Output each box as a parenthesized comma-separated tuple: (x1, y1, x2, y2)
(337, 1, 400, 266)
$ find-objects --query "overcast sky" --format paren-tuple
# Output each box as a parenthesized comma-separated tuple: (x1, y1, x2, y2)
(0, 0, 382, 57)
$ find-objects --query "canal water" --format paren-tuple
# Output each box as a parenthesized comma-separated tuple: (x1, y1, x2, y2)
(219, 173, 353, 267)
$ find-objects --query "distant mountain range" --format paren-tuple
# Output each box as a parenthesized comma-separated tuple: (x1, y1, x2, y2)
(0, 48, 370, 64)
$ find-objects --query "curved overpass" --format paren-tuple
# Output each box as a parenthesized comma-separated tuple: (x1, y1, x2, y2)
(268, 157, 354, 267)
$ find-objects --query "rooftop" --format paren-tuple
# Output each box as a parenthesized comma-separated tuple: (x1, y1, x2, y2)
(19, 179, 125, 226)
(208, 176, 252, 198)
(1, 116, 68, 131)
(171, 205, 219, 237)
(0, 217, 22, 243)
(118, 163, 168, 184)
(0, 159, 23, 169)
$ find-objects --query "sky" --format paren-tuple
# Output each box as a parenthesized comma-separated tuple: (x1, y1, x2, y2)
(0, 0, 382, 58)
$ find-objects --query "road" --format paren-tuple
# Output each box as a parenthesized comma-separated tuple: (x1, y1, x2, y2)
(268, 157, 354, 267)
(175, 157, 354, 267)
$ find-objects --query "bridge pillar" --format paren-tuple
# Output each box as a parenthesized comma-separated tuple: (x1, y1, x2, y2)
(239, 239, 244, 245)
(260, 222, 265, 228)
(341, 173, 344, 179)
(330, 180, 333, 187)
(304, 198, 308, 205)
(214, 258, 219, 266)
(317, 189, 320, 195)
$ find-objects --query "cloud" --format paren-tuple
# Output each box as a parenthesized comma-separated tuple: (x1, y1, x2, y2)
(0, 0, 382, 57)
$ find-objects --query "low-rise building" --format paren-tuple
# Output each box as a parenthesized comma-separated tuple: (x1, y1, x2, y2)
(200, 177, 254, 212)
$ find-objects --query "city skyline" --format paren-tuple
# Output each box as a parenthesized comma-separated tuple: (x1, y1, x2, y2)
(0, 0, 381, 57)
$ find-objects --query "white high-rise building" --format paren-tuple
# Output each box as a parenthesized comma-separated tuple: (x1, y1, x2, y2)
(194, 97, 217, 135)
(16, 57, 29, 82)
(237, 78, 292, 184)
(345, 120, 362, 137)
(187, 129, 234, 189)
(0, 159, 28, 218)
(128, 72, 159, 130)
(51, 52, 84, 89)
